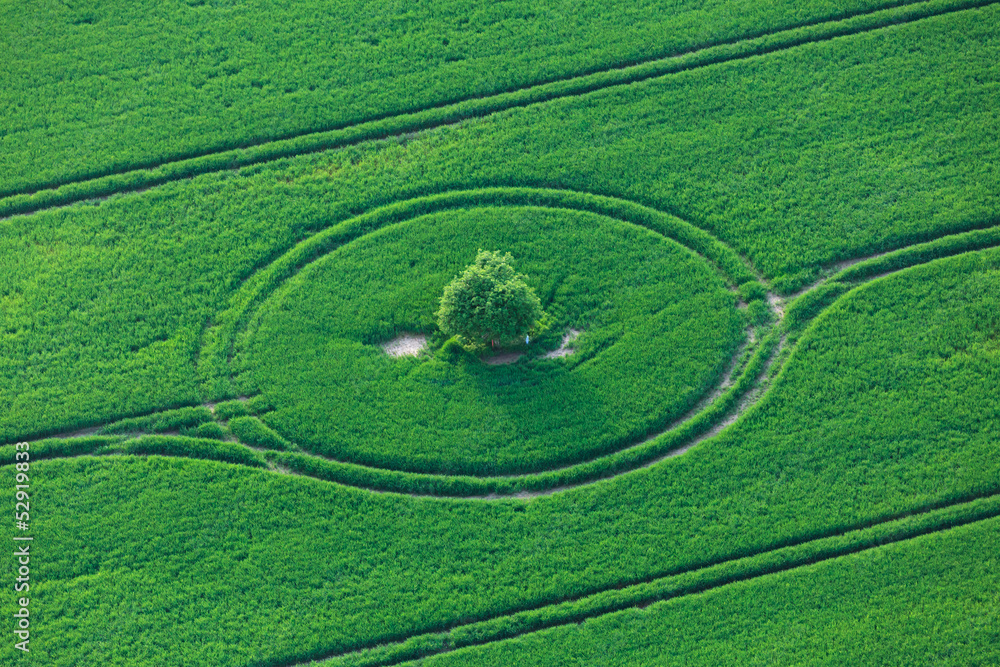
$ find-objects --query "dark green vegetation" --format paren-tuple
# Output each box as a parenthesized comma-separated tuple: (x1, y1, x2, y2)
(1, 0, 938, 198)
(1, 2, 998, 665)
(436, 250, 543, 349)
(235, 207, 742, 475)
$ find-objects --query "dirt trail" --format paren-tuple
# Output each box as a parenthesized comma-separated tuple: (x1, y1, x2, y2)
(542, 329, 581, 359)
(482, 351, 523, 365)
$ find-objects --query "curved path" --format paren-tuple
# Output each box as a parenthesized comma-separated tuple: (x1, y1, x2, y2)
(7, 223, 999, 661)
(6, 193, 1000, 666)
(8, 186, 774, 497)
(199, 186, 775, 495)
(7, 191, 1000, 499)
(3, 3, 996, 663)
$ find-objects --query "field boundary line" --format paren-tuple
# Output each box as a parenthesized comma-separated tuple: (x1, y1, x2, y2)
(1, 0, 995, 220)
(277, 490, 1000, 666)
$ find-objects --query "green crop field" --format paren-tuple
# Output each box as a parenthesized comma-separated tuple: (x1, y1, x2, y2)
(1, 0, 997, 664)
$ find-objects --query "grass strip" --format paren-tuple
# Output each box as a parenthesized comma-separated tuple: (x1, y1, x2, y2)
(782, 282, 852, 336)
(99, 406, 214, 435)
(1, 0, 992, 221)
(0, 436, 120, 465)
(833, 223, 1000, 284)
(779, 223, 1000, 337)
(212, 400, 253, 421)
(229, 416, 294, 451)
(104, 435, 269, 468)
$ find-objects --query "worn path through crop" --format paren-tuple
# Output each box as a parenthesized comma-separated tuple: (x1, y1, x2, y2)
(284, 491, 1000, 667)
(8, 207, 1000, 498)
(1, 0, 995, 220)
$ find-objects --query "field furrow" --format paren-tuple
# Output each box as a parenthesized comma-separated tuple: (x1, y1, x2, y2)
(2, 0, 994, 220)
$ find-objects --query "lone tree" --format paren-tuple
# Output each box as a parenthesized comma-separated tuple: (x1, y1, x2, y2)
(436, 250, 543, 349)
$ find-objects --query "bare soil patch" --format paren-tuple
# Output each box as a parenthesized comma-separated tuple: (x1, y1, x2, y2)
(482, 351, 523, 365)
(543, 329, 582, 359)
(381, 333, 429, 357)
(481, 329, 583, 365)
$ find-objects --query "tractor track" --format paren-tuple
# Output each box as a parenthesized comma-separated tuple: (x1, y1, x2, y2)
(285, 490, 1000, 666)
(7, 199, 1000, 498)
(1, 0, 995, 221)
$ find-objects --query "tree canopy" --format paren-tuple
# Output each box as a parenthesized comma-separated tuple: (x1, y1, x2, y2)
(436, 250, 543, 347)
